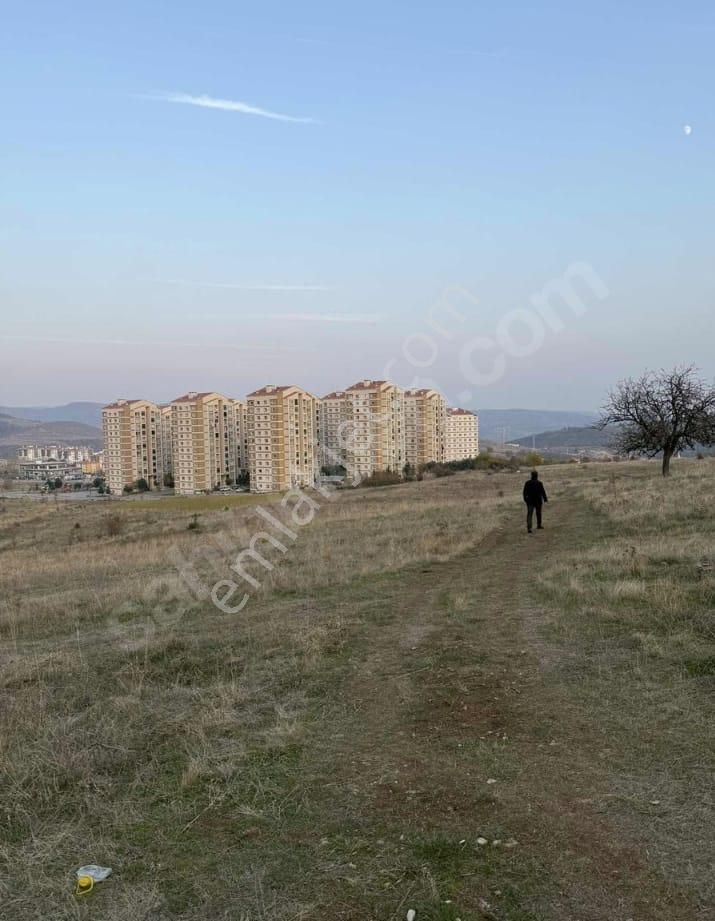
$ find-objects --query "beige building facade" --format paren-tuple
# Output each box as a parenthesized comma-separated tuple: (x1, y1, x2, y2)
(404, 388, 447, 468)
(232, 398, 249, 475)
(341, 380, 406, 478)
(318, 391, 349, 470)
(171, 392, 237, 495)
(160, 405, 173, 486)
(102, 399, 164, 494)
(445, 408, 479, 461)
(246, 385, 319, 493)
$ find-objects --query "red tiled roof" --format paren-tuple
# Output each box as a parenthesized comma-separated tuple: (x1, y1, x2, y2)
(346, 379, 389, 391)
(247, 384, 318, 399)
(447, 407, 475, 416)
(103, 399, 148, 410)
(171, 392, 215, 404)
(247, 384, 296, 397)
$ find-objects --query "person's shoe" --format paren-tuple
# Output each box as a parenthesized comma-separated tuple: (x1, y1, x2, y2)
(527, 529, 532, 534)
(537, 525, 544, 530)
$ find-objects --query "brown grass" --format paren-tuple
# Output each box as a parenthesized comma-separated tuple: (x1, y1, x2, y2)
(0, 461, 712, 920)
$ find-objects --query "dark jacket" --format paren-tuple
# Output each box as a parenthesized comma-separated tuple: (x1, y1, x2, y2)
(523, 479, 548, 505)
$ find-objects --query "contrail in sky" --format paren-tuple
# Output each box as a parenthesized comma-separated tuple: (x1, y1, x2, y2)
(147, 92, 316, 123)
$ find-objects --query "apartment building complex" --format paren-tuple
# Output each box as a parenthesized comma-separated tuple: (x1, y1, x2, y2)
(102, 399, 164, 494)
(170, 392, 237, 495)
(445, 408, 479, 461)
(404, 388, 447, 468)
(102, 382, 476, 495)
(246, 385, 319, 493)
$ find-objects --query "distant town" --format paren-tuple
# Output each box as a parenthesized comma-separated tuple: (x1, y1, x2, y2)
(14, 444, 104, 486)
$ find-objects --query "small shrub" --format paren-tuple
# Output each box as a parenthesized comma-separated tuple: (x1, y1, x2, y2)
(104, 514, 124, 537)
(187, 513, 201, 530)
(420, 462, 457, 478)
(684, 655, 715, 677)
(359, 471, 402, 488)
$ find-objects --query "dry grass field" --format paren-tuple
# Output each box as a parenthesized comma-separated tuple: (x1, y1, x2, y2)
(0, 460, 712, 920)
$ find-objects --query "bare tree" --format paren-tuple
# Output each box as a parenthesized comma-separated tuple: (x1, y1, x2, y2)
(599, 365, 715, 476)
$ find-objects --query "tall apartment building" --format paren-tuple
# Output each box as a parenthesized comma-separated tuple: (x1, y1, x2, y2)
(246, 385, 319, 493)
(404, 388, 447, 468)
(445, 408, 479, 461)
(232, 398, 249, 475)
(338, 380, 406, 478)
(160, 405, 173, 486)
(170, 392, 237, 495)
(318, 391, 349, 470)
(102, 399, 164, 494)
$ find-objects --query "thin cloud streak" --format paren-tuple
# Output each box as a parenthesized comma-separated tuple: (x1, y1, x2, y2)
(163, 280, 333, 292)
(226, 312, 379, 325)
(148, 92, 316, 123)
(445, 47, 509, 57)
(3, 335, 309, 352)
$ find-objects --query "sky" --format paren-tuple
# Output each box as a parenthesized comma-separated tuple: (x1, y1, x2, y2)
(1, 0, 713, 410)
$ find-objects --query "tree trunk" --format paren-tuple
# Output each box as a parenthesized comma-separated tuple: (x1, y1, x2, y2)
(662, 448, 674, 476)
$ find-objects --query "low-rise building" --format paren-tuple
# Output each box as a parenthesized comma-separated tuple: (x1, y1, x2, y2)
(81, 456, 104, 476)
(17, 458, 76, 480)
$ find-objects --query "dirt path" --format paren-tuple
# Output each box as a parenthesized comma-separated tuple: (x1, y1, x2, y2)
(303, 494, 705, 920)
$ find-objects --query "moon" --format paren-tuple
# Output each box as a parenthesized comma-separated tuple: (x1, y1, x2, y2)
(683, 124, 693, 136)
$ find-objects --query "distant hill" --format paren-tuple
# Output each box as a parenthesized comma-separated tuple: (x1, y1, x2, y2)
(475, 409, 598, 442)
(0, 402, 105, 427)
(513, 425, 618, 451)
(1, 403, 599, 442)
(0, 413, 102, 456)
(0, 413, 35, 438)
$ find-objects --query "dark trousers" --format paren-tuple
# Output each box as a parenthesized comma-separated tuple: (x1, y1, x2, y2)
(526, 502, 543, 531)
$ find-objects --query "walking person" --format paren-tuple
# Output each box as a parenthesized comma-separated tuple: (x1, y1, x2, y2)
(523, 470, 548, 533)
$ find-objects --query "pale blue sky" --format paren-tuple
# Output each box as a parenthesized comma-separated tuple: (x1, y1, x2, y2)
(1, 1, 713, 409)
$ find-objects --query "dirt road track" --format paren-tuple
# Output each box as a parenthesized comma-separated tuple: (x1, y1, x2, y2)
(306, 495, 706, 920)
